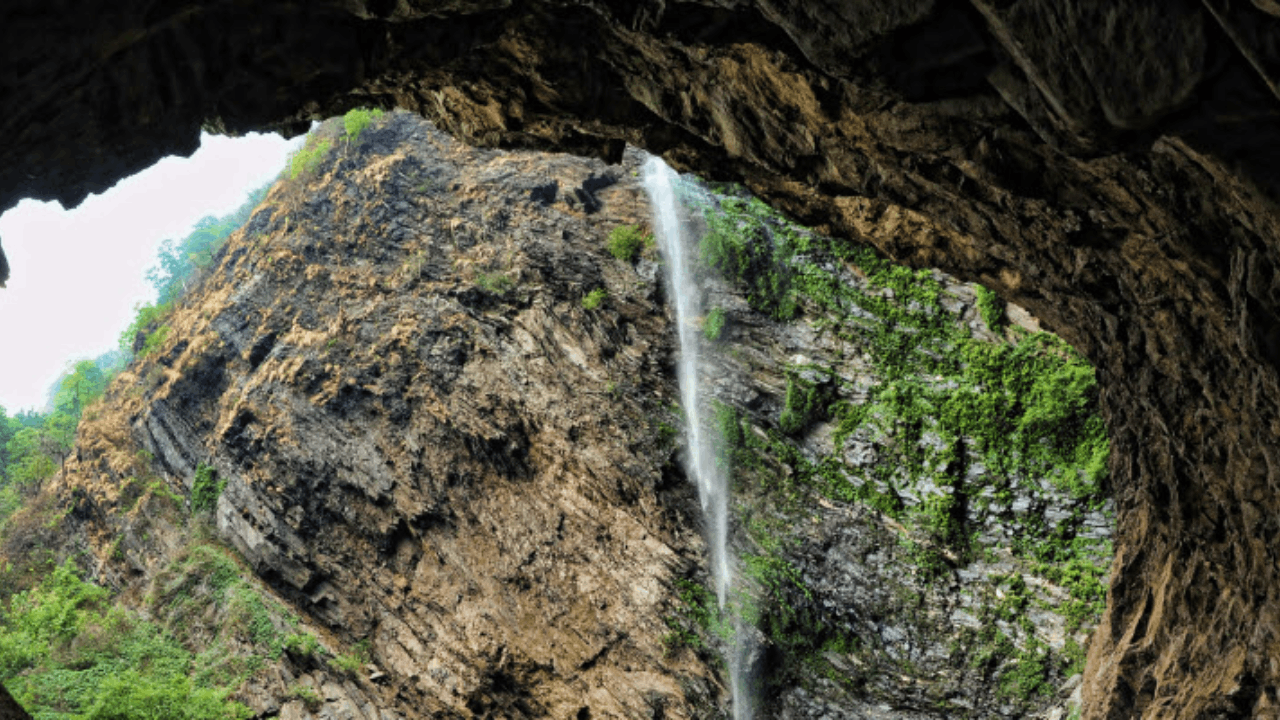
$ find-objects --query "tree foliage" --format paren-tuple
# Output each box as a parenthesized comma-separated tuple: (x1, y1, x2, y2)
(145, 184, 270, 306)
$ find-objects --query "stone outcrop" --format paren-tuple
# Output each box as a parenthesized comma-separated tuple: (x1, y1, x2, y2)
(13, 111, 1112, 719)
(55, 115, 715, 719)
(3, 3, 1280, 717)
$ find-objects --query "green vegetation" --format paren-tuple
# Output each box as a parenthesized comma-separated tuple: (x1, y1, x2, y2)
(150, 539, 324, 692)
(287, 136, 333, 181)
(328, 640, 370, 677)
(582, 288, 607, 310)
(189, 464, 225, 514)
(146, 184, 270, 307)
(703, 307, 727, 341)
(289, 684, 322, 711)
(688, 181, 1113, 707)
(0, 560, 251, 719)
(283, 632, 322, 658)
(475, 272, 513, 295)
(661, 578, 721, 658)
(0, 358, 117, 520)
(976, 285, 1007, 331)
(778, 372, 829, 436)
(607, 224, 652, 262)
(342, 107, 385, 146)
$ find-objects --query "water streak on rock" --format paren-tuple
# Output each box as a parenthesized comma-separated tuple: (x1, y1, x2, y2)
(644, 155, 754, 720)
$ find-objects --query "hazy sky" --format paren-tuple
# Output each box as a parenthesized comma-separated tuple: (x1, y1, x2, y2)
(0, 131, 304, 413)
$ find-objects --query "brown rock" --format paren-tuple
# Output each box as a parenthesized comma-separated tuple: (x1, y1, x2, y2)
(2, 3, 1280, 718)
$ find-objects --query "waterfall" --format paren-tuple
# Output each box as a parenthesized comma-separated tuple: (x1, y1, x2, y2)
(643, 156, 754, 720)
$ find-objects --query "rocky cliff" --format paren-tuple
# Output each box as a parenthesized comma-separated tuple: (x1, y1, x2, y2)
(0, 111, 1119, 719)
(1, 6, 1279, 716)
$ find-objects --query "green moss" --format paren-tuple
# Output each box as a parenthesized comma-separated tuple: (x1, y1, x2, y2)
(778, 372, 830, 436)
(683, 179, 1112, 710)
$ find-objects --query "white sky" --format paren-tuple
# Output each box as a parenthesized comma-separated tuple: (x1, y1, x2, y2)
(0, 131, 304, 413)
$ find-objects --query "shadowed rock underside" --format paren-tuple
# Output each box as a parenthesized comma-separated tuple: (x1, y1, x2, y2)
(3, 2, 1280, 718)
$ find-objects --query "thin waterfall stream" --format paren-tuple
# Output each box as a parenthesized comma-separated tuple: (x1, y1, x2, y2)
(643, 155, 755, 720)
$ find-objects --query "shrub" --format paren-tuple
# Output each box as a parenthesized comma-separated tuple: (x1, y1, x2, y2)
(289, 684, 323, 711)
(140, 324, 171, 359)
(120, 301, 174, 355)
(328, 652, 362, 676)
(475, 272, 514, 295)
(343, 107, 385, 146)
(0, 561, 251, 719)
(704, 307, 726, 341)
(976, 284, 1006, 330)
(607, 224, 651, 262)
(190, 464, 225, 514)
(283, 632, 321, 658)
(582, 288, 607, 310)
(327, 639, 369, 677)
(287, 137, 333, 180)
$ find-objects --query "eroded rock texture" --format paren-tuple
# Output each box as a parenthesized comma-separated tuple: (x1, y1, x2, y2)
(3, 2, 1280, 718)
(56, 115, 717, 719)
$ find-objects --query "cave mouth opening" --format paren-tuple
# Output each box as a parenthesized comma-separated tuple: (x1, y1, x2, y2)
(0, 130, 299, 415)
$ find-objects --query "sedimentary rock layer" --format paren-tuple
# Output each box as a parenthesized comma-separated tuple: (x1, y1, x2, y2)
(3, 3, 1280, 718)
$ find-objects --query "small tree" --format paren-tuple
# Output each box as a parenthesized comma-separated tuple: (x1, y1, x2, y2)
(343, 107, 385, 147)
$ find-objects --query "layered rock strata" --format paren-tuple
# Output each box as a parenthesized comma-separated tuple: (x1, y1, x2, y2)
(0, 112, 1117, 720)
(3, 6, 1280, 715)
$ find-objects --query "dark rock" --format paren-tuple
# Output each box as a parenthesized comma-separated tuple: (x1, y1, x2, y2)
(1, 4, 1279, 716)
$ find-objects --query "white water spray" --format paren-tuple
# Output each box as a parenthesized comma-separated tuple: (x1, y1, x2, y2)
(643, 156, 754, 720)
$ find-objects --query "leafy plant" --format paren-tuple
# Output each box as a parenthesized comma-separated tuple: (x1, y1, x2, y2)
(289, 684, 323, 711)
(287, 137, 333, 180)
(475, 272, 513, 295)
(342, 107, 385, 146)
(582, 288, 607, 310)
(119, 301, 174, 355)
(190, 464, 225, 514)
(703, 307, 727, 341)
(283, 632, 322, 658)
(0, 560, 251, 719)
(328, 639, 370, 677)
(607, 224, 651, 262)
(976, 284, 1007, 330)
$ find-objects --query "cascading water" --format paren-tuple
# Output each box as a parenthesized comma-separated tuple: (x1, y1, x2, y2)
(643, 155, 754, 720)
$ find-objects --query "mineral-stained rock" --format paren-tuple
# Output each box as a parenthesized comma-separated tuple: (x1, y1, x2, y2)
(3, 3, 1280, 717)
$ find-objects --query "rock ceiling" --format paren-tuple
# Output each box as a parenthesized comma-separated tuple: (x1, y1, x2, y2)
(3, 1, 1280, 717)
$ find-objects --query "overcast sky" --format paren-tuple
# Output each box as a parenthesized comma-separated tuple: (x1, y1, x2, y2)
(0, 131, 304, 413)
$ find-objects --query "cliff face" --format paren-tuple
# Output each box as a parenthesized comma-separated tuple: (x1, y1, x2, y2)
(2, 111, 1117, 719)
(1, 5, 1279, 716)
(57, 114, 713, 719)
